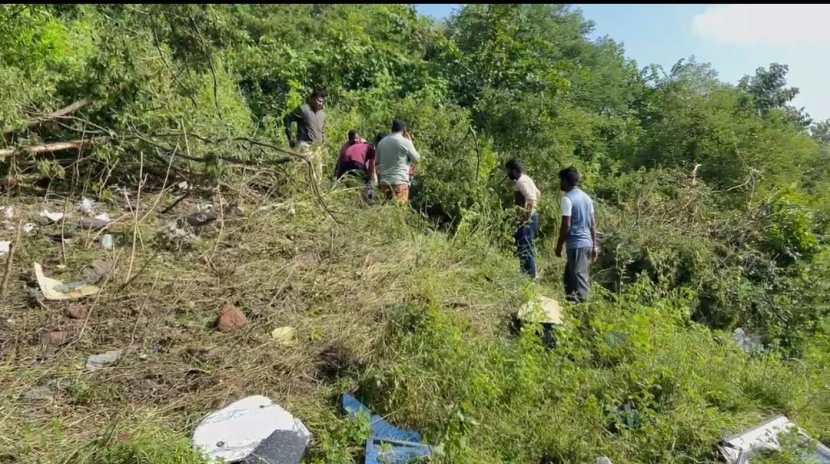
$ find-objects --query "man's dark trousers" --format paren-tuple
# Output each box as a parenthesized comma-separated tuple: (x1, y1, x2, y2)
(515, 212, 540, 279)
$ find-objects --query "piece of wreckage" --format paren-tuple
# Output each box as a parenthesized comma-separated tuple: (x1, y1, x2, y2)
(717, 415, 830, 463)
(342, 393, 435, 464)
(33, 262, 101, 301)
(192, 395, 311, 464)
(513, 295, 563, 349)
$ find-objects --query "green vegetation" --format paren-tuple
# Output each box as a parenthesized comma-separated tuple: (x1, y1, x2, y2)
(1, 4, 828, 463)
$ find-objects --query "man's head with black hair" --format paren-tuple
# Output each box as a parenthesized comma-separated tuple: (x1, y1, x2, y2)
(558, 166, 581, 191)
(505, 159, 523, 181)
(391, 119, 407, 133)
(309, 88, 327, 111)
(347, 129, 358, 143)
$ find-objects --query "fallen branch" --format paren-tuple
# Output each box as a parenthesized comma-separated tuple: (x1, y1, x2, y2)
(0, 138, 102, 160)
(3, 99, 92, 137)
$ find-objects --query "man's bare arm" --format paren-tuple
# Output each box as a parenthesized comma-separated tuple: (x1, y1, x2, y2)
(556, 216, 570, 257)
(520, 199, 536, 223)
(591, 211, 599, 262)
(283, 110, 299, 147)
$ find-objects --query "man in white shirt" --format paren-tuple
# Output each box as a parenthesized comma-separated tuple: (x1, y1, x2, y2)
(505, 159, 541, 279)
(554, 166, 598, 302)
(375, 119, 420, 204)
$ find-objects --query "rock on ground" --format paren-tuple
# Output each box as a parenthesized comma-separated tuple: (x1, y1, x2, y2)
(216, 304, 248, 333)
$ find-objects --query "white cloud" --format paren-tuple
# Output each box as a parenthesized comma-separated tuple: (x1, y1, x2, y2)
(692, 5, 830, 47)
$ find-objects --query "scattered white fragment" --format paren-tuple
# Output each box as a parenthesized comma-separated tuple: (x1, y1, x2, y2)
(718, 415, 830, 463)
(596, 457, 613, 464)
(40, 210, 65, 223)
(33, 262, 100, 301)
(193, 395, 311, 464)
(733, 327, 764, 354)
(101, 234, 114, 250)
(517, 296, 564, 325)
(95, 212, 111, 222)
(271, 326, 297, 346)
(3, 206, 14, 219)
(86, 350, 122, 370)
(78, 197, 96, 216)
(23, 223, 35, 234)
(0, 240, 10, 256)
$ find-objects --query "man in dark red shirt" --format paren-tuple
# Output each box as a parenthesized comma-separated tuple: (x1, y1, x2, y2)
(335, 130, 376, 183)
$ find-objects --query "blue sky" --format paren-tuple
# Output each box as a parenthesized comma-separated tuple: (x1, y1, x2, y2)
(414, 4, 830, 122)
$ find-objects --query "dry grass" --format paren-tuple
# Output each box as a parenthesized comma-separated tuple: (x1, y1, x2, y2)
(0, 172, 529, 463)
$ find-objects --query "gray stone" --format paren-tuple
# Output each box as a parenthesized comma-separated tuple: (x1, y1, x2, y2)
(21, 386, 54, 403)
(86, 350, 122, 370)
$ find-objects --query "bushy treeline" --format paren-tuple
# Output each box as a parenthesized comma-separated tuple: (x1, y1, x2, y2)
(2, 5, 829, 460)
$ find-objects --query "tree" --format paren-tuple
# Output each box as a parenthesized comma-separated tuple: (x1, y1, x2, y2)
(738, 63, 811, 127)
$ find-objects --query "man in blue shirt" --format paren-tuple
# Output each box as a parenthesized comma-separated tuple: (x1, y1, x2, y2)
(555, 167, 599, 302)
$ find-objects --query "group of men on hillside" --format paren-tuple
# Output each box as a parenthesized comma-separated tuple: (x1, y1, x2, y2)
(284, 89, 419, 204)
(284, 89, 598, 303)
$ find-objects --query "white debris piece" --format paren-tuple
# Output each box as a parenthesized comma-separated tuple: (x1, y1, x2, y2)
(33, 262, 100, 301)
(78, 197, 96, 216)
(733, 328, 764, 354)
(23, 223, 35, 234)
(101, 234, 114, 250)
(193, 395, 311, 464)
(86, 350, 122, 370)
(271, 326, 297, 346)
(40, 210, 65, 223)
(517, 296, 564, 325)
(0, 240, 9, 256)
(718, 415, 830, 463)
(3, 206, 14, 220)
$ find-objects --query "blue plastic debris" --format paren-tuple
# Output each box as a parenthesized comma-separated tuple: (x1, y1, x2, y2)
(341, 393, 433, 464)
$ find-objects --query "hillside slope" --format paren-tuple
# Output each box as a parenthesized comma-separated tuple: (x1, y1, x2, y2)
(1, 179, 827, 464)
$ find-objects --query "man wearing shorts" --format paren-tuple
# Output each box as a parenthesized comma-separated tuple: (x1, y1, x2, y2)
(375, 119, 420, 204)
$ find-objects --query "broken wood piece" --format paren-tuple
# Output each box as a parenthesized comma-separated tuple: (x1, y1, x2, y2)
(3, 99, 91, 137)
(0, 138, 102, 160)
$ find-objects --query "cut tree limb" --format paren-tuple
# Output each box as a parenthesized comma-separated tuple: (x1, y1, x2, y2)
(3, 99, 92, 137)
(0, 138, 100, 160)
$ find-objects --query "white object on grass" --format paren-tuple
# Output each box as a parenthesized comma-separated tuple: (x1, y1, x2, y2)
(33, 262, 100, 301)
(517, 296, 564, 325)
(193, 395, 311, 464)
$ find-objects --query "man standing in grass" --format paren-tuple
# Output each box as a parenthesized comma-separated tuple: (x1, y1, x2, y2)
(555, 166, 598, 303)
(375, 119, 420, 204)
(505, 159, 541, 280)
(284, 88, 327, 184)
